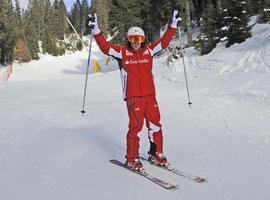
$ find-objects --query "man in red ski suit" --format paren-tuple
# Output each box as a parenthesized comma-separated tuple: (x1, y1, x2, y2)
(88, 11, 181, 170)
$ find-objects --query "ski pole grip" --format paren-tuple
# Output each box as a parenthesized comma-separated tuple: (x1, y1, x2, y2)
(86, 15, 95, 30)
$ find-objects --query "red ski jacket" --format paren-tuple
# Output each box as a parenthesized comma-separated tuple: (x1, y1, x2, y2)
(94, 27, 176, 100)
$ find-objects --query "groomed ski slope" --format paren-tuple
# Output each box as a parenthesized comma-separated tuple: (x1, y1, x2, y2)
(0, 23, 270, 200)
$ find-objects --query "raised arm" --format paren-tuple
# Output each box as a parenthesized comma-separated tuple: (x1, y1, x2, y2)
(94, 33, 122, 59)
(148, 10, 182, 57)
(88, 13, 122, 59)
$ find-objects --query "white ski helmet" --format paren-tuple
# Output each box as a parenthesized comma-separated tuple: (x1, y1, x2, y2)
(127, 26, 145, 37)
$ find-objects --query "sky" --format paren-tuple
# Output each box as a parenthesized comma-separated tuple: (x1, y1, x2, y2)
(13, 0, 91, 11)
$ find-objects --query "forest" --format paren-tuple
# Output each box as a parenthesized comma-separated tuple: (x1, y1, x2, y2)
(0, 0, 269, 65)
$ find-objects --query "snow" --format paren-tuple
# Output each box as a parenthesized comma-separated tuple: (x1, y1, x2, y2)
(1, 23, 270, 200)
(221, 26, 229, 31)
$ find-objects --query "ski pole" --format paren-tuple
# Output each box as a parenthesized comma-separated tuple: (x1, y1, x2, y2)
(81, 15, 96, 115)
(66, 17, 86, 49)
(81, 32, 93, 115)
(177, 26, 192, 106)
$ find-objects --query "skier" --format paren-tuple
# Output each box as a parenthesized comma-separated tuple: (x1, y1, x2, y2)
(88, 11, 181, 170)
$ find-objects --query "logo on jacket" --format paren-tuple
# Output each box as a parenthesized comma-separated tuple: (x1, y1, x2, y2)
(125, 59, 150, 65)
(126, 50, 133, 56)
(143, 50, 150, 55)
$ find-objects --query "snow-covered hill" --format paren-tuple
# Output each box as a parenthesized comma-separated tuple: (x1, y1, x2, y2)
(0, 23, 270, 200)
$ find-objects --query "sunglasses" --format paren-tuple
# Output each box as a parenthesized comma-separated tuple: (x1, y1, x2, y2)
(128, 35, 145, 43)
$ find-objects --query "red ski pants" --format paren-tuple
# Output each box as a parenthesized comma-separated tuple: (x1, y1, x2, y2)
(126, 96, 163, 162)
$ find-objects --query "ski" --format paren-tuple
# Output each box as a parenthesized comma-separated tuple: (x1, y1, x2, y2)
(109, 159, 178, 190)
(140, 156, 207, 183)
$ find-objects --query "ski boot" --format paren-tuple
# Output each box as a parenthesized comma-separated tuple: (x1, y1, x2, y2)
(126, 158, 143, 171)
(148, 153, 168, 166)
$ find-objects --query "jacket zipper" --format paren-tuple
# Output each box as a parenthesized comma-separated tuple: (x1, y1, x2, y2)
(136, 52, 143, 96)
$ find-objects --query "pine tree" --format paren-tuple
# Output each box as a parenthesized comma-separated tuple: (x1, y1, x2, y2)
(12, 0, 32, 62)
(216, 0, 222, 10)
(42, 24, 56, 54)
(59, 0, 68, 38)
(225, 0, 251, 47)
(196, 0, 218, 54)
(41, 0, 54, 54)
(14, 0, 25, 43)
(108, 0, 144, 44)
(147, 0, 176, 42)
(51, 0, 68, 40)
(245, 0, 263, 16)
(28, 0, 46, 41)
(108, 0, 125, 43)
(108, 0, 175, 44)
(140, 0, 152, 42)
(23, 9, 39, 59)
(192, 0, 206, 26)
(14, 0, 22, 29)
(0, 0, 16, 65)
(44, 0, 52, 24)
(91, 0, 110, 35)
(148, 0, 166, 42)
(70, 1, 81, 35)
(185, 0, 193, 46)
(14, 39, 32, 62)
(258, 0, 270, 23)
(215, 1, 229, 42)
(81, 0, 90, 35)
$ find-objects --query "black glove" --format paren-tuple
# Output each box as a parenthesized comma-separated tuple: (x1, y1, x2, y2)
(87, 13, 101, 35)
